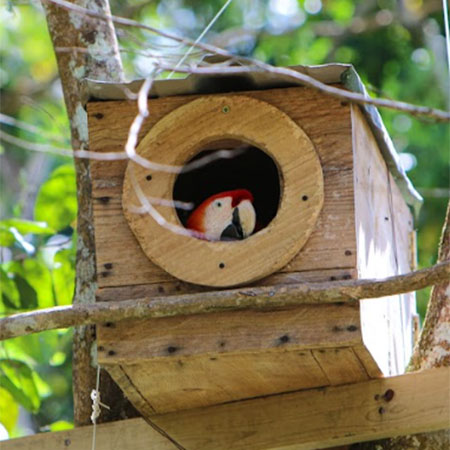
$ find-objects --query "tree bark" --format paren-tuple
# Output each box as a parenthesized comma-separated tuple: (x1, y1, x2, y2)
(41, 0, 137, 425)
(352, 201, 450, 449)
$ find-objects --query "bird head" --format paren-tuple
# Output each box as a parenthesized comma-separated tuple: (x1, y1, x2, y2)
(187, 189, 256, 241)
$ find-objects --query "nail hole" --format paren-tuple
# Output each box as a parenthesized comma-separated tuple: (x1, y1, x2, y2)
(378, 407, 385, 414)
(94, 113, 104, 120)
(222, 105, 230, 113)
(302, 195, 308, 201)
(98, 196, 110, 204)
(167, 346, 178, 354)
(105, 322, 115, 328)
(279, 334, 290, 344)
(219, 263, 225, 269)
(104, 263, 113, 270)
(345, 250, 352, 256)
(108, 350, 116, 356)
(146, 174, 152, 181)
(383, 389, 395, 402)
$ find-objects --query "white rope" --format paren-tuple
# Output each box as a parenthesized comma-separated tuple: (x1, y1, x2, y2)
(167, 0, 234, 79)
(91, 364, 110, 450)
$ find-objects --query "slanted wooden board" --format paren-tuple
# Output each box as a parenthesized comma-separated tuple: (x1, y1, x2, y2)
(352, 105, 416, 376)
(98, 303, 370, 413)
(87, 86, 356, 291)
(3, 368, 448, 450)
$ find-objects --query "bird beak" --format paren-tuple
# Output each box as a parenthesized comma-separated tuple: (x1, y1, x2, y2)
(220, 207, 244, 241)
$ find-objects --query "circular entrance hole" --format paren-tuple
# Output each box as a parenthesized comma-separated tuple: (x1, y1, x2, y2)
(173, 140, 281, 237)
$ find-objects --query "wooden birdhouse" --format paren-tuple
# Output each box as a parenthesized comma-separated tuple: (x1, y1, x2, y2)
(86, 64, 421, 418)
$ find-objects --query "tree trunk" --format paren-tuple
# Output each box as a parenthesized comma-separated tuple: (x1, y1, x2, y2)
(41, 0, 138, 425)
(352, 201, 450, 449)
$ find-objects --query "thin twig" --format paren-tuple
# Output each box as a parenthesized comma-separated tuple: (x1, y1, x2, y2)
(1, 260, 449, 341)
(43, 0, 450, 121)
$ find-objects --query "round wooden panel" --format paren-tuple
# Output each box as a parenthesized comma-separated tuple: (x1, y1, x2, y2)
(122, 95, 324, 287)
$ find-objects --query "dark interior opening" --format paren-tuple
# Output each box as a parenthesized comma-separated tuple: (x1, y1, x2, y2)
(173, 140, 281, 233)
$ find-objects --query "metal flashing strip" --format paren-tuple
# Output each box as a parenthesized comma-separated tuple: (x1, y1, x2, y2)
(85, 63, 422, 213)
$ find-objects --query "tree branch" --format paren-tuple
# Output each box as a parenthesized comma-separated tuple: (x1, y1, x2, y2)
(1, 261, 449, 341)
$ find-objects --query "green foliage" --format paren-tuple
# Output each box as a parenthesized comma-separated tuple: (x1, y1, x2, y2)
(0, 164, 76, 436)
(34, 164, 77, 231)
(1, 0, 448, 439)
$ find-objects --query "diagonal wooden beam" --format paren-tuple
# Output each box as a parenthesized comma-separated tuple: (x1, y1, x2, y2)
(3, 368, 449, 450)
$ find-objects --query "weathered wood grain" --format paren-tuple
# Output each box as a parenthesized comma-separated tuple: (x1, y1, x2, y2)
(98, 304, 362, 363)
(108, 350, 330, 413)
(92, 167, 356, 287)
(95, 268, 358, 302)
(87, 86, 355, 290)
(312, 347, 369, 385)
(121, 95, 324, 287)
(3, 368, 448, 450)
(352, 105, 416, 376)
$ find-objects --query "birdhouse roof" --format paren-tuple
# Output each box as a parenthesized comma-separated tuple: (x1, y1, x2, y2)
(85, 63, 422, 213)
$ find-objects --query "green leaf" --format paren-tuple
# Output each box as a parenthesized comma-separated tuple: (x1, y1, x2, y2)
(52, 249, 75, 306)
(0, 387, 19, 435)
(0, 266, 20, 309)
(0, 225, 15, 246)
(0, 219, 55, 235)
(34, 164, 77, 231)
(0, 359, 40, 413)
(15, 274, 38, 309)
(49, 420, 73, 431)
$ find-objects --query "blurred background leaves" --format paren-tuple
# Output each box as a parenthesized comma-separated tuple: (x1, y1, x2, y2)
(0, 0, 448, 439)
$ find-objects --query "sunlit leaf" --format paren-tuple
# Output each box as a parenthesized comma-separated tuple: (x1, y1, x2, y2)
(0, 219, 55, 235)
(34, 164, 77, 231)
(0, 266, 20, 309)
(0, 225, 15, 246)
(0, 387, 19, 435)
(48, 420, 73, 431)
(52, 249, 75, 306)
(0, 359, 40, 413)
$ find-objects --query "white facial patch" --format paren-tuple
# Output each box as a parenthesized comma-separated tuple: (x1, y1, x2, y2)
(203, 196, 234, 241)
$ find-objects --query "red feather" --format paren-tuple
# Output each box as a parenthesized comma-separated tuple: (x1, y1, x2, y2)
(187, 189, 254, 233)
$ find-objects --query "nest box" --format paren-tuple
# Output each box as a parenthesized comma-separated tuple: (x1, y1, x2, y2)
(86, 64, 421, 417)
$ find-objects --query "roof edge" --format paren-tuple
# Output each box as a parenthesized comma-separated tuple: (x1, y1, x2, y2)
(84, 63, 422, 213)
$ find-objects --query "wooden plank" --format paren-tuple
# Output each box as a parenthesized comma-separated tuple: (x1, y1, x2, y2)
(4, 368, 449, 450)
(95, 268, 358, 302)
(92, 168, 356, 288)
(352, 105, 416, 376)
(98, 303, 361, 413)
(312, 347, 369, 385)
(87, 86, 356, 290)
(109, 350, 330, 413)
(88, 87, 353, 170)
(98, 304, 362, 362)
